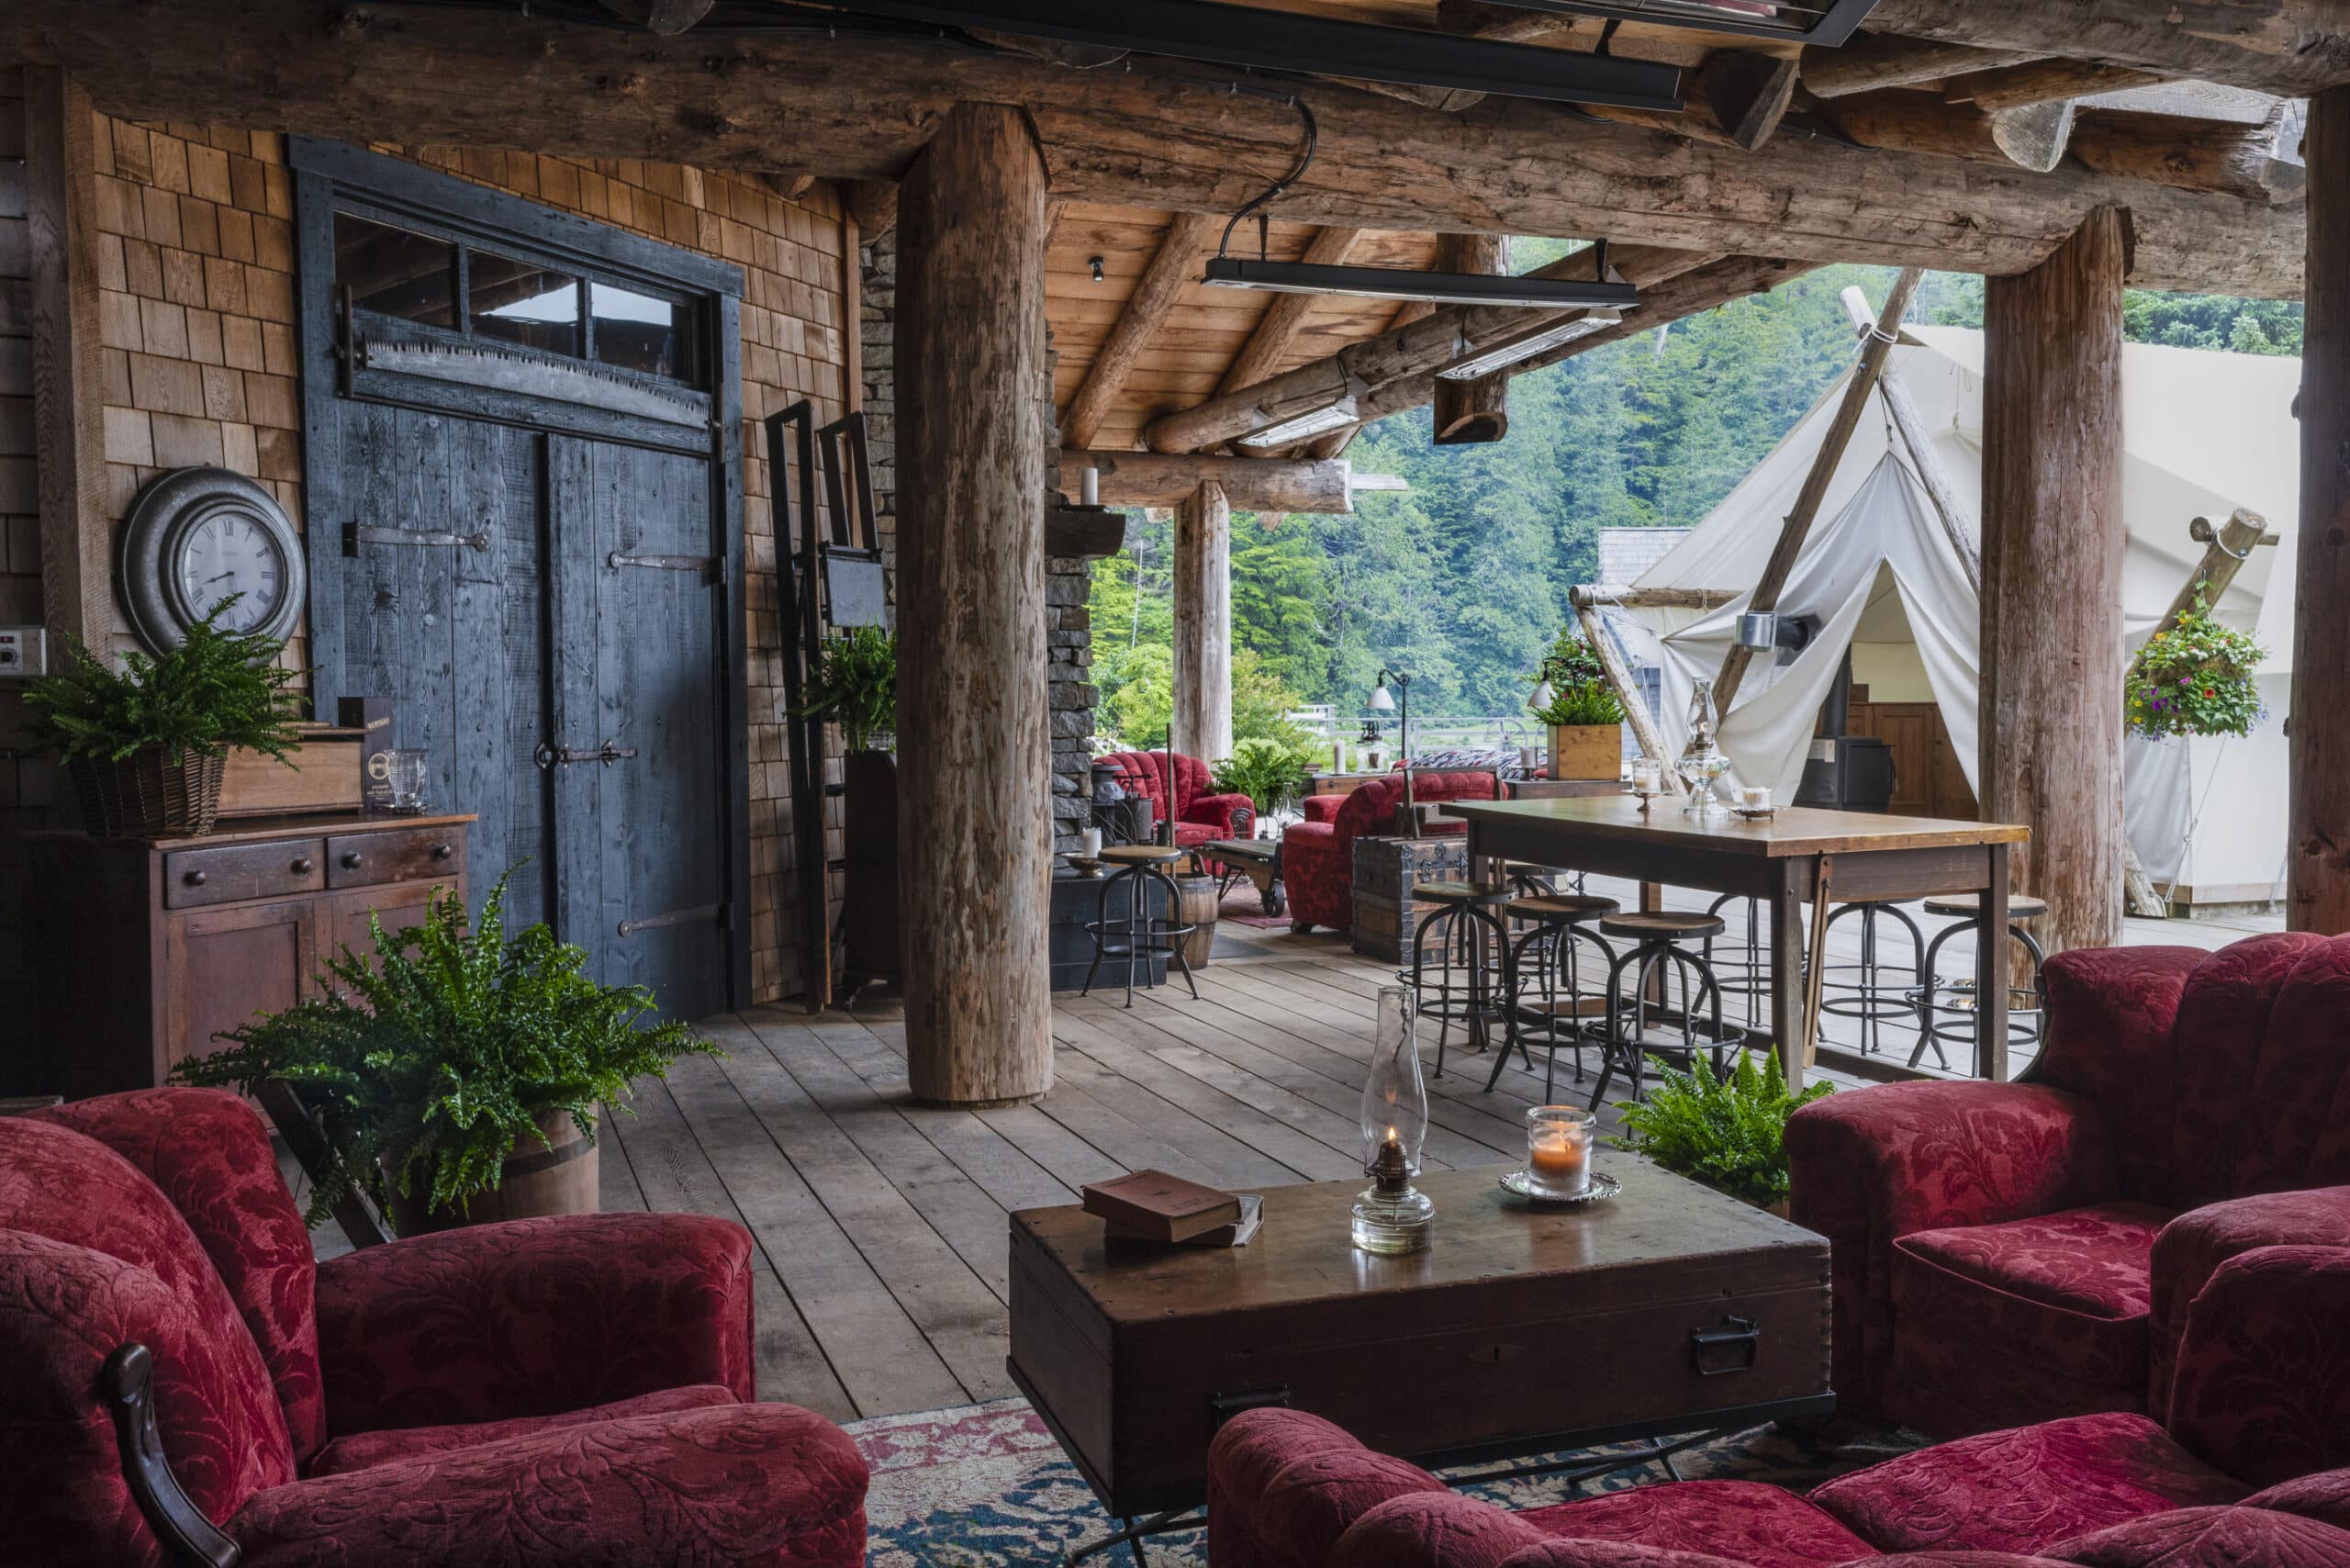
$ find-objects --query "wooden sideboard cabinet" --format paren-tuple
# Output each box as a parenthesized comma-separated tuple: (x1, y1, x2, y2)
(28, 812, 474, 1100)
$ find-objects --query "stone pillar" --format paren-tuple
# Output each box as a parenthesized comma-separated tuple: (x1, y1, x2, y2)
(1174, 479, 1233, 764)
(1979, 207, 2130, 958)
(896, 102, 1053, 1106)
(2291, 87, 2350, 932)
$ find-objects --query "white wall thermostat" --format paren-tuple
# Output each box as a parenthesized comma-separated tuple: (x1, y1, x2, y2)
(0, 626, 47, 678)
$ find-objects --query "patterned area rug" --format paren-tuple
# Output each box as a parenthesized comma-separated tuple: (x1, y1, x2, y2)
(849, 1396, 1922, 1565)
(1216, 887, 1292, 930)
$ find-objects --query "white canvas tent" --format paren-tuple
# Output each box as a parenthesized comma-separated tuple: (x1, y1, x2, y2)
(1600, 325, 2300, 910)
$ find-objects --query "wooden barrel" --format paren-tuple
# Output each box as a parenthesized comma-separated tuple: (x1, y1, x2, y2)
(1174, 871, 1219, 969)
(386, 1107, 600, 1236)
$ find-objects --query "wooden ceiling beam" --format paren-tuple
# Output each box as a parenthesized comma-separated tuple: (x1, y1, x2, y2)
(1217, 226, 1364, 395)
(2, 0, 2307, 297)
(1056, 448, 1399, 512)
(1829, 91, 2079, 174)
(2071, 110, 2307, 200)
(1943, 59, 2169, 112)
(1431, 232, 1509, 444)
(593, 0, 712, 36)
(1058, 211, 1221, 452)
(1803, 34, 2044, 99)
(1866, 0, 2350, 97)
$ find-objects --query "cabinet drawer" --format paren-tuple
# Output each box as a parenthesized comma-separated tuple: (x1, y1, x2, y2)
(163, 840, 328, 909)
(326, 826, 464, 889)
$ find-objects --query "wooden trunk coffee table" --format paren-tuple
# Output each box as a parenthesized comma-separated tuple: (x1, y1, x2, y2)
(1008, 1159, 1831, 1552)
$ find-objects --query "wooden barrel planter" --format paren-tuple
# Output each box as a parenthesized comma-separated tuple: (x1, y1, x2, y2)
(1175, 870, 1219, 969)
(385, 1108, 599, 1236)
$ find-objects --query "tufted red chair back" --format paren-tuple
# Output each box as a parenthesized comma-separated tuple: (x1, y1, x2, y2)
(1101, 750, 1216, 825)
(0, 1106, 302, 1548)
(1327, 771, 1499, 859)
(2039, 932, 2350, 1209)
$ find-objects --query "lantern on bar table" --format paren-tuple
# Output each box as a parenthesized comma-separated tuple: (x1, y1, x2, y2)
(1354, 984, 1435, 1255)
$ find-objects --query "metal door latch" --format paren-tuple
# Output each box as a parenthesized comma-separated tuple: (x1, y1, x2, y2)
(344, 521, 489, 555)
(1691, 1315, 1762, 1376)
(532, 739, 640, 769)
(609, 549, 722, 580)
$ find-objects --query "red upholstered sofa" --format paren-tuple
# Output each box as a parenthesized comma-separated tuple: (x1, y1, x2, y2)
(1785, 931, 2350, 1438)
(1098, 749, 1256, 849)
(1281, 770, 1501, 935)
(1203, 1238, 2350, 1568)
(0, 1089, 868, 1567)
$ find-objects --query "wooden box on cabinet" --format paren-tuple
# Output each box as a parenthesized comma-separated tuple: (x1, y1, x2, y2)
(26, 813, 473, 1100)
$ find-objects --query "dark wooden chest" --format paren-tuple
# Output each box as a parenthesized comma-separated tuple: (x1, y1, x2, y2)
(1007, 1160, 1832, 1518)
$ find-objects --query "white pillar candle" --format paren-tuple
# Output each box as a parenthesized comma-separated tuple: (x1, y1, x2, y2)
(1080, 827, 1102, 857)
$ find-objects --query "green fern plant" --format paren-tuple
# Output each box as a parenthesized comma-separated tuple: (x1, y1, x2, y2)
(1611, 1051, 1832, 1207)
(1534, 682, 1626, 726)
(23, 599, 305, 765)
(1214, 735, 1315, 818)
(797, 626, 898, 753)
(174, 867, 718, 1228)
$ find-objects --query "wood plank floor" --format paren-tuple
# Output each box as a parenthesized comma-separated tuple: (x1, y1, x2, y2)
(600, 883, 2285, 1423)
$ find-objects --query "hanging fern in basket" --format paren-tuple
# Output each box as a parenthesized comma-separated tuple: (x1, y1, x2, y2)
(2124, 594, 2267, 741)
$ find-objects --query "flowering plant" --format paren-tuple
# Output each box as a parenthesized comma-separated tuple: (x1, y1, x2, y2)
(2124, 595, 2266, 740)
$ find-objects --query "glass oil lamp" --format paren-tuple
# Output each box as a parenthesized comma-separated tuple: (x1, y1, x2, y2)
(1353, 984, 1435, 1255)
(1676, 678, 1730, 814)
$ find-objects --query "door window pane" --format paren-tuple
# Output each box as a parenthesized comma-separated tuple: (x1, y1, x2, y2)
(334, 213, 457, 327)
(469, 252, 581, 355)
(591, 281, 692, 381)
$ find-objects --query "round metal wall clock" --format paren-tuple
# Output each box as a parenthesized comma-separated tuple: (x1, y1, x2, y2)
(118, 466, 308, 652)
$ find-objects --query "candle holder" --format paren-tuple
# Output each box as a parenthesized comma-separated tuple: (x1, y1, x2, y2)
(1628, 756, 1664, 813)
(1522, 1105, 1595, 1199)
(1352, 985, 1434, 1255)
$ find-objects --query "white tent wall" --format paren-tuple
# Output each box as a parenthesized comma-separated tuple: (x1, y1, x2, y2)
(1615, 327, 2299, 912)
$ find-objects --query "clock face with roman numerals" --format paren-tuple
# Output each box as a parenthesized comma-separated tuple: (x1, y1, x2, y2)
(119, 465, 308, 653)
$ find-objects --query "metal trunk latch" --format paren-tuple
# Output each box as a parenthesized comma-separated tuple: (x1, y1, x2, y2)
(1691, 1315, 1762, 1376)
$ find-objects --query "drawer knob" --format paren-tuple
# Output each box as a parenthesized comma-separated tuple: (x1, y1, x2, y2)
(292, 857, 315, 874)
(185, 869, 207, 887)
(431, 843, 453, 861)
(341, 852, 364, 870)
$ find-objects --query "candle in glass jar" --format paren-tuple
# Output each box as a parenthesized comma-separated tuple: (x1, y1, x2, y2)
(1529, 1134, 1586, 1183)
(1631, 757, 1662, 794)
(1740, 784, 1772, 811)
(1524, 1105, 1595, 1197)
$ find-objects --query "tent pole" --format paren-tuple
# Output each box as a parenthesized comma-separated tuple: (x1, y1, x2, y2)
(1713, 268, 1927, 715)
(1572, 591, 1681, 794)
(1839, 285, 1983, 598)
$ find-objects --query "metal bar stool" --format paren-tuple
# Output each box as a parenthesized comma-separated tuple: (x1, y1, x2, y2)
(1405, 880, 1513, 1081)
(1907, 892, 2050, 1070)
(1817, 902, 1927, 1058)
(1588, 910, 1743, 1109)
(1080, 844, 1201, 1009)
(1493, 893, 1619, 1099)
(1700, 893, 1771, 1034)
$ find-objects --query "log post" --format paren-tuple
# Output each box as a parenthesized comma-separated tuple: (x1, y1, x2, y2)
(24, 69, 110, 648)
(1433, 233, 1509, 444)
(2291, 86, 2350, 933)
(1174, 480, 1234, 763)
(897, 102, 1055, 1106)
(1981, 207, 2131, 958)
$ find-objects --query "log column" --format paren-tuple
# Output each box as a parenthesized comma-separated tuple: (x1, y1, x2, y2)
(897, 102, 1054, 1105)
(1174, 480, 1233, 763)
(2291, 87, 2350, 933)
(1432, 233, 1509, 444)
(1979, 207, 2131, 958)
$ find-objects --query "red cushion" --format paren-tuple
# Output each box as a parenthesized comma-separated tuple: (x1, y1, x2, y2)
(1888, 1202, 2169, 1429)
(2237, 937, 2350, 1194)
(1517, 1481, 1874, 1568)
(1207, 1407, 1448, 1568)
(2158, 934, 2331, 1208)
(2043, 1505, 2350, 1568)
(1333, 1490, 1546, 1568)
(1807, 1412, 2248, 1557)
(38, 1088, 327, 1461)
(2247, 1470, 2350, 1533)
(1175, 820, 1221, 849)
(307, 1383, 740, 1476)
(229, 1402, 868, 1567)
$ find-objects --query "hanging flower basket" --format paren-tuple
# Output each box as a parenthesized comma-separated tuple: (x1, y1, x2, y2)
(2124, 598, 2267, 741)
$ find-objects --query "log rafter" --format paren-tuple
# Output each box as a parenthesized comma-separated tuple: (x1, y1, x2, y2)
(1866, 0, 2350, 96)
(1058, 210, 1219, 451)
(0, 0, 2309, 297)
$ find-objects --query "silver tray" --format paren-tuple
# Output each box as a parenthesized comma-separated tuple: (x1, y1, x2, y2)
(1498, 1169, 1622, 1207)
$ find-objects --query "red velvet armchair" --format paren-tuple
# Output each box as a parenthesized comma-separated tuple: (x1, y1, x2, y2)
(1785, 930, 2350, 1439)
(1098, 749, 1255, 849)
(0, 1089, 868, 1568)
(1281, 771, 1501, 935)
(1202, 1238, 2350, 1568)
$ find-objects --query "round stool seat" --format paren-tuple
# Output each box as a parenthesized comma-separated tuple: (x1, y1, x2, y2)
(1924, 891, 2050, 921)
(1099, 843, 1187, 866)
(1507, 894, 1619, 924)
(1416, 880, 1512, 905)
(1600, 910, 1728, 942)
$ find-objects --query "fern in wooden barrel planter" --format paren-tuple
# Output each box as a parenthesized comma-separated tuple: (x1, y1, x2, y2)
(174, 868, 719, 1236)
(24, 602, 302, 838)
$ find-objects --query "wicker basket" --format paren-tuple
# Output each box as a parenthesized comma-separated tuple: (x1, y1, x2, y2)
(67, 747, 229, 838)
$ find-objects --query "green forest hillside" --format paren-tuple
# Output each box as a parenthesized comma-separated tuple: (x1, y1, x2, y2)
(1088, 264, 2303, 746)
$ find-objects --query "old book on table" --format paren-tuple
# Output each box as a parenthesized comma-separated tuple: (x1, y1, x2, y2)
(1081, 1169, 1242, 1242)
(1106, 1193, 1262, 1248)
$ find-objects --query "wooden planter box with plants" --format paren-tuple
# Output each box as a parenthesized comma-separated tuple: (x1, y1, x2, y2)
(1530, 625, 1626, 781)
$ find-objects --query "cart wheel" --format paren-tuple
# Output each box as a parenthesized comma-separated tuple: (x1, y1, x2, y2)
(1264, 886, 1286, 917)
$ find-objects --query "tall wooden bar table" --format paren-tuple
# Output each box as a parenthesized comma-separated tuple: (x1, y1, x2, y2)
(1441, 796, 2030, 1086)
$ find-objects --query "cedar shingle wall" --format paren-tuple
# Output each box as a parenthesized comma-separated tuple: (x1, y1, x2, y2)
(2, 105, 850, 1023)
